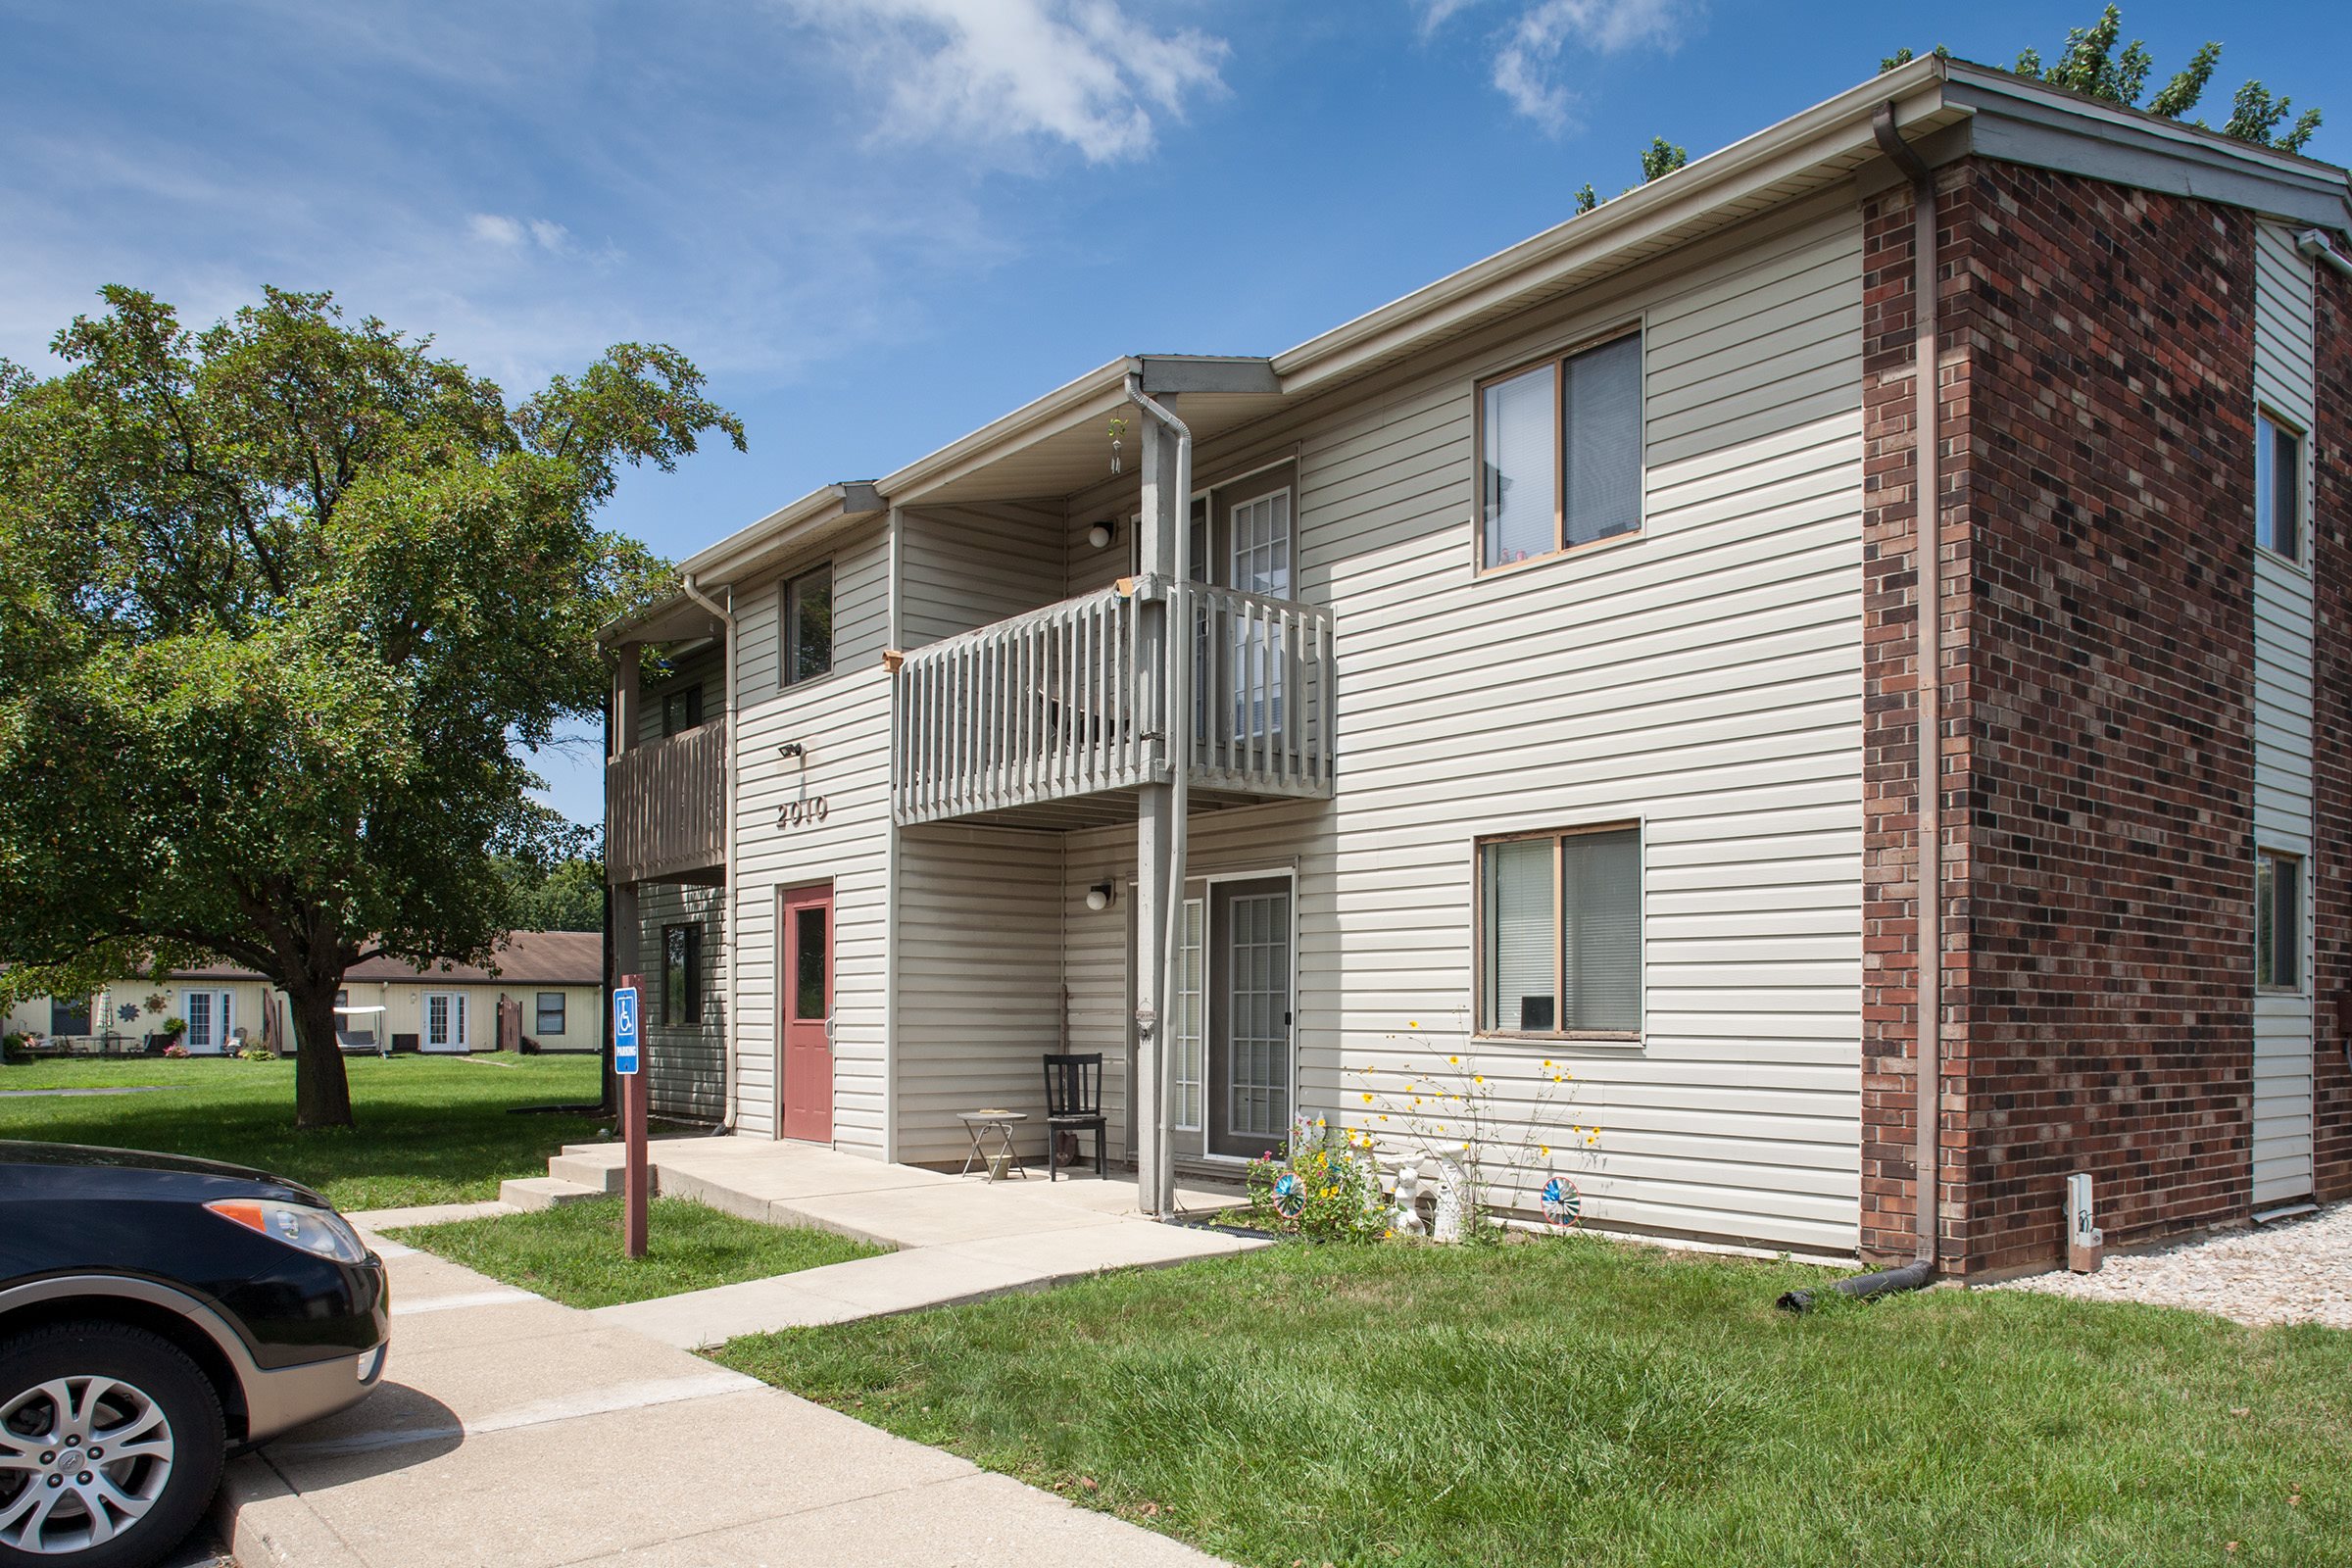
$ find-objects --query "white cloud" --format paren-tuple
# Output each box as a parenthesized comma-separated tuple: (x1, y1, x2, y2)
(777, 0, 1228, 163)
(1421, 0, 1694, 134)
(466, 214, 573, 253)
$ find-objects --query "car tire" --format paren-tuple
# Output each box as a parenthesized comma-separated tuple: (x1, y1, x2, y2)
(0, 1321, 225, 1568)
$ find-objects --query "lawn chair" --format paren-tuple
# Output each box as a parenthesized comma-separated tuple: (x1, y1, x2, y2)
(1043, 1053, 1106, 1180)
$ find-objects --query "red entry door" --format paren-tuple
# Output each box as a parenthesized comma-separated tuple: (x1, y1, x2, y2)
(780, 884, 834, 1142)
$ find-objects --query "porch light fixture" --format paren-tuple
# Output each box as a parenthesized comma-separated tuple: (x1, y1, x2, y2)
(1087, 520, 1116, 550)
(1086, 880, 1115, 912)
(777, 742, 805, 760)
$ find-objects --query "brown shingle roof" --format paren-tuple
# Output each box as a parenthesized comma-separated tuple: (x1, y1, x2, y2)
(165, 931, 601, 987)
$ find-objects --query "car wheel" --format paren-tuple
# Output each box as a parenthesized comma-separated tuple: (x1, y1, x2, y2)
(0, 1322, 224, 1568)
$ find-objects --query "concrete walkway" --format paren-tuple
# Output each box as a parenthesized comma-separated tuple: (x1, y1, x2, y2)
(219, 1235, 1231, 1568)
(511, 1137, 1262, 1348)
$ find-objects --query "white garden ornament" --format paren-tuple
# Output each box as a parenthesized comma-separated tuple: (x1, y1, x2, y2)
(1432, 1157, 1469, 1244)
(1391, 1156, 1425, 1235)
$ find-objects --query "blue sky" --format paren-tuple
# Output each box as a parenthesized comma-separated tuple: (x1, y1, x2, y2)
(5, 0, 2346, 827)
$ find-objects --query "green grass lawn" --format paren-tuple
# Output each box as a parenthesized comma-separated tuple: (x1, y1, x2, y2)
(0, 1053, 608, 1209)
(391, 1195, 886, 1308)
(716, 1236, 2352, 1568)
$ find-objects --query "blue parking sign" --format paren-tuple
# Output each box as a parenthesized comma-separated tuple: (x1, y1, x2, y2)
(613, 986, 640, 1076)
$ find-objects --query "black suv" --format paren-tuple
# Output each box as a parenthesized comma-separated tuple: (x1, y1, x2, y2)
(0, 1142, 390, 1568)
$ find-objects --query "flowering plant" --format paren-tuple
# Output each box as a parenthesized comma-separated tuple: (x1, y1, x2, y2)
(162, 1044, 188, 1059)
(1348, 1019, 1600, 1241)
(1241, 1116, 1388, 1241)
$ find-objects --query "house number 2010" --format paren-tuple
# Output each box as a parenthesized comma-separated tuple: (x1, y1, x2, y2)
(778, 797, 830, 829)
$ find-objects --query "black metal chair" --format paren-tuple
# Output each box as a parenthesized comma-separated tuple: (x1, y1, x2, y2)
(1043, 1053, 1106, 1180)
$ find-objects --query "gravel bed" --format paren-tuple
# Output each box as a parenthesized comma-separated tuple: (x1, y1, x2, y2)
(1993, 1200, 2352, 1329)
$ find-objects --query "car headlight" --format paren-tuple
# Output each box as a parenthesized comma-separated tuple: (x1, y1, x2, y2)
(205, 1198, 372, 1263)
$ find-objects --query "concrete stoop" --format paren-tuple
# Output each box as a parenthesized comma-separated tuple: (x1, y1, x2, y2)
(496, 1175, 606, 1210)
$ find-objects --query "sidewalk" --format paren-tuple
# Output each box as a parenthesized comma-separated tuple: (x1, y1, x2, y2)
(527, 1137, 1265, 1348)
(219, 1236, 1232, 1568)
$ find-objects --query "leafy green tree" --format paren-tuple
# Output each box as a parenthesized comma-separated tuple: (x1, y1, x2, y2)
(1883, 8, 2321, 155)
(0, 287, 740, 1128)
(500, 851, 609, 933)
(1640, 137, 1689, 183)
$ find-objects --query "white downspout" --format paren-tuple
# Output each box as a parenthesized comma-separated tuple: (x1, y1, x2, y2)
(1127, 372, 1192, 1216)
(679, 573, 739, 1133)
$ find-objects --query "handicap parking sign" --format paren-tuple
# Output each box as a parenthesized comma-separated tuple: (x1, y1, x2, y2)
(613, 986, 640, 1076)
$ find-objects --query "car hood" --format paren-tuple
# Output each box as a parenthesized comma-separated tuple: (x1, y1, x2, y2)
(0, 1140, 333, 1207)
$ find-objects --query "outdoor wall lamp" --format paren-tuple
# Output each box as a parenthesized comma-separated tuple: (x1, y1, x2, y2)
(1086, 880, 1116, 912)
(777, 742, 805, 760)
(1086, 519, 1117, 550)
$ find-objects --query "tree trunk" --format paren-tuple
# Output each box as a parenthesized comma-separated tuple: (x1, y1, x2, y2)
(288, 981, 356, 1130)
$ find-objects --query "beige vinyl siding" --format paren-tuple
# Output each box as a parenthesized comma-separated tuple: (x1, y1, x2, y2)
(2251, 223, 2317, 1208)
(731, 523, 893, 1149)
(1054, 203, 1868, 1253)
(899, 502, 1065, 648)
(892, 825, 1065, 1165)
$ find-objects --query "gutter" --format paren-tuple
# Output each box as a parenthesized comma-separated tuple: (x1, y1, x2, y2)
(677, 572, 740, 1134)
(2297, 228, 2352, 277)
(1874, 102, 1943, 1275)
(1126, 371, 1193, 1220)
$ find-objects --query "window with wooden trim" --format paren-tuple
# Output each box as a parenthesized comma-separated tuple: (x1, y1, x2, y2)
(2256, 410, 2304, 564)
(1477, 330, 1642, 569)
(535, 992, 566, 1036)
(2256, 848, 2303, 992)
(782, 564, 833, 687)
(662, 681, 705, 737)
(1478, 824, 1642, 1037)
(662, 922, 702, 1026)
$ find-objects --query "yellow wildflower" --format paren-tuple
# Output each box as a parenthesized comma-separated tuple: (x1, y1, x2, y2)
(1361, 1093, 1374, 1104)
(1539, 1146, 1550, 1157)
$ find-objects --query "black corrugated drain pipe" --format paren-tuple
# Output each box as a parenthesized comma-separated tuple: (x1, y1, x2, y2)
(1776, 1258, 1935, 1313)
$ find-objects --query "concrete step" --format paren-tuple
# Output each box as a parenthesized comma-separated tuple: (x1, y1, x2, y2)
(498, 1176, 606, 1211)
(547, 1153, 625, 1193)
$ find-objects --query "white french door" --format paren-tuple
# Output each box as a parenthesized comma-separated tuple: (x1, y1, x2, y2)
(1225, 487, 1293, 739)
(182, 991, 232, 1054)
(423, 992, 469, 1054)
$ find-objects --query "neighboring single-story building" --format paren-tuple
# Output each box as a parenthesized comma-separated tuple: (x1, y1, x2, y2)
(2, 931, 603, 1056)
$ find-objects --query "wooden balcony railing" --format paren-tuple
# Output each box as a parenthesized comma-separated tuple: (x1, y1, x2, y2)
(893, 582, 1334, 827)
(607, 717, 727, 884)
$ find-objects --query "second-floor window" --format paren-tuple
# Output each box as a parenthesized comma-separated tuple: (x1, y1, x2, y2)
(662, 923, 702, 1026)
(783, 564, 833, 687)
(662, 682, 705, 737)
(2256, 410, 2304, 564)
(1478, 329, 1643, 569)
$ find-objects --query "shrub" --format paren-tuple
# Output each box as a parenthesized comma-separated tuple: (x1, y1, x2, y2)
(160, 1016, 188, 1039)
(237, 1046, 276, 1061)
(1242, 1117, 1389, 1241)
(162, 1044, 188, 1058)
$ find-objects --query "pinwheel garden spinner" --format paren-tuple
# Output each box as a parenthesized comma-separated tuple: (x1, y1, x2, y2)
(1542, 1175, 1582, 1229)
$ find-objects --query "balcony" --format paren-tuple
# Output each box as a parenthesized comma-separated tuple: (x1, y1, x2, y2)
(607, 717, 728, 884)
(893, 581, 1335, 829)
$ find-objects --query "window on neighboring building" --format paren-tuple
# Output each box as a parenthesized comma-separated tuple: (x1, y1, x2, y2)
(535, 992, 566, 1036)
(1478, 824, 1642, 1036)
(2256, 410, 2304, 564)
(2257, 849, 2303, 992)
(662, 681, 705, 737)
(782, 564, 834, 686)
(662, 923, 702, 1026)
(1478, 330, 1643, 569)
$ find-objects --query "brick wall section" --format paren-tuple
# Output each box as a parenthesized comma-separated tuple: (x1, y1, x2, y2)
(1861, 158, 2262, 1275)
(2313, 258, 2352, 1204)
(1857, 172, 1972, 1265)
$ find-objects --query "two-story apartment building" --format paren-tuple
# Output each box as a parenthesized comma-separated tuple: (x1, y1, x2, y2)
(605, 54, 2352, 1277)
